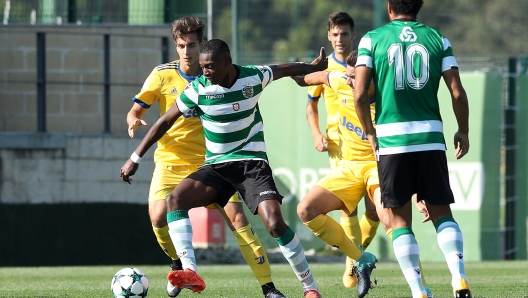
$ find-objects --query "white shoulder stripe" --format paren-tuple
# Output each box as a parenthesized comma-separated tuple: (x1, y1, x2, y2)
(442, 56, 458, 72)
(183, 85, 199, 102)
(358, 37, 372, 51)
(356, 56, 373, 68)
(443, 37, 452, 51)
(176, 98, 190, 114)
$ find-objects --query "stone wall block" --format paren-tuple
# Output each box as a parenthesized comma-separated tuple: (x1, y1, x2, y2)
(78, 137, 104, 158)
(103, 137, 129, 159)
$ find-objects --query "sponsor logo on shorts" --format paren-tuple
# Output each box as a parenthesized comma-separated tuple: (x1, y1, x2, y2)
(259, 190, 277, 196)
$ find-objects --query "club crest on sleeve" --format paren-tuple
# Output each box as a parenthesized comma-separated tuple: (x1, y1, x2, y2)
(232, 103, 241, 111)
(242, 84, 254, 99)
(256, 66, 268, 74)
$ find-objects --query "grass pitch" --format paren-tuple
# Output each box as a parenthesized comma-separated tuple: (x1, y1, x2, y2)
(1, 261, 527, 297)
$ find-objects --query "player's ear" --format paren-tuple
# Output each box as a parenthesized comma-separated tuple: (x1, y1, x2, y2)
(352, 30, 356, 40)
(199, 40, 204, 47)
(225, 55, 232, 66)
(327, 31, 331, 42)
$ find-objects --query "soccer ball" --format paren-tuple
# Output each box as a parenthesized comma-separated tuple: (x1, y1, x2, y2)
(111, 267, 149, 298)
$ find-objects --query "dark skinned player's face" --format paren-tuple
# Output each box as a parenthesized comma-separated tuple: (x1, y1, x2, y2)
(199, 52, 230, 85)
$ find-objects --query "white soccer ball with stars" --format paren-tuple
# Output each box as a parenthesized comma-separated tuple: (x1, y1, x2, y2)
(111, 267, 149, 298)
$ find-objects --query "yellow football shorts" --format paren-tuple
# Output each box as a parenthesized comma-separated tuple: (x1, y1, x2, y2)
(327, 147, 340, 170)
(316, 160, 379, 215)
(149, 165, 243, 207)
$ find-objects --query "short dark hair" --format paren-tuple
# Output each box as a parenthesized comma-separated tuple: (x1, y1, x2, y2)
(200, 39, 230, 57)
(346, 50, 358, 67)
(327, 12, 355, 31)
(388, 0, 423, 17)
(171, 16, 205, 41)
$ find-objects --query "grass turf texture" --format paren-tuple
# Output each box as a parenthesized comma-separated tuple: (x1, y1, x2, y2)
(1, 261, 527, 297)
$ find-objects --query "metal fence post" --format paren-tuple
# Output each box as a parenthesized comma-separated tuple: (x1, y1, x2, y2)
(37, 32, 46, 132)
(104, 34, 110, 134)
(505, 56, 517, 259)
(161, 36, 169, 64)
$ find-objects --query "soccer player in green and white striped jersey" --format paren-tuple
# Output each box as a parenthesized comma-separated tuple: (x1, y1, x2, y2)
(121, 39, 328, 298)
(354, 1, 472, 298)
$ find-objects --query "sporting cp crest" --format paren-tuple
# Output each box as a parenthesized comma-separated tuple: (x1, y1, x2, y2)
(242, 84, 254, 99)
(232, 103, 241, 111)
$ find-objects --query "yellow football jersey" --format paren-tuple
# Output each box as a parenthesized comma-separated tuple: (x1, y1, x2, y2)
(307, 52, 347, 150)
(327, 70, 376, 161)
(133, 60, 205, 166)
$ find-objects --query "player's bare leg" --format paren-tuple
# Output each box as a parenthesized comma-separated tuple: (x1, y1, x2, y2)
(341, 196, 380, 288)
(298, 186, 377, 298)
(360, 197, 380, 249)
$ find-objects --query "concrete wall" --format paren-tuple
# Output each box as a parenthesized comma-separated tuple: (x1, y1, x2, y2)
(0, 133, 154, 204)
(0, 25, 175, 134)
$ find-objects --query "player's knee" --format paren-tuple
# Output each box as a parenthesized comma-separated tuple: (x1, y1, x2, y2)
(365, 208, 379, 221)
(380, 215, 391, 232)
(263, 217, 288, 238)
(150, 213, 167, 228)
(231, 212, 250, 230)
(166, 191, 187, 210)
(296, 201, 310, 222)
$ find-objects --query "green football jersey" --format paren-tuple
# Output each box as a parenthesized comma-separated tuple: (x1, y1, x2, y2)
(357, 19, 458, 155)
(176, 65, 273, 164)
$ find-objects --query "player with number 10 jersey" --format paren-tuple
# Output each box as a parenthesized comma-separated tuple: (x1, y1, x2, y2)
(357, 20, 458, 155)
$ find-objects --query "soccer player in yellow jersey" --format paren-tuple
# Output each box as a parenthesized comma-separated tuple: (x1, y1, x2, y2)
(293, 50, 432, 298)
(126, 17, 285, 298)
(305, 11, 380, 288)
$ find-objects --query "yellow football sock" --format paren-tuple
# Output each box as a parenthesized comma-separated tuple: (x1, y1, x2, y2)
(386, 228, 427, 287)
(306, 214, 362, 261)
(359, 214, 380, 249)
(153, 225, 179, 260)
(340, 215, 362, 246)
(234, 223, 272, 286)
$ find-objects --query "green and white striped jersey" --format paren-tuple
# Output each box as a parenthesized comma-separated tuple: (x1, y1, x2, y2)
(176, 65, 273, 164)
(357, 19, 458, 155)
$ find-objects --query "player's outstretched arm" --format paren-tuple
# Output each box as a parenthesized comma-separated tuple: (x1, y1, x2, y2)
(120, 102, 183, 184)
(354, 66, 377, 151)
(291, 71, 330, 87)
(126, 103, 148, 138)
(306, 98, 327, 152)
(443, 68, 469, 159)
(270, 47, 328, 80)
